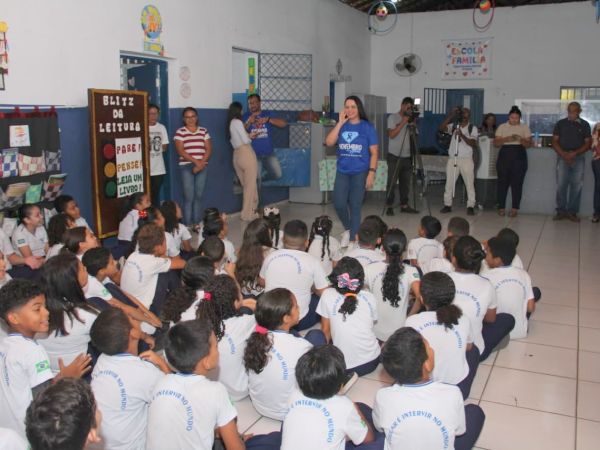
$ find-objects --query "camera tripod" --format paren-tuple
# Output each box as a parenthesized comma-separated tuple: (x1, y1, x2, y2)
(381, 120, 431, 216)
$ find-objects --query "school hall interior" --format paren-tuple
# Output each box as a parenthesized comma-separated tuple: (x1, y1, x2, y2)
(1, 1, 599, 449)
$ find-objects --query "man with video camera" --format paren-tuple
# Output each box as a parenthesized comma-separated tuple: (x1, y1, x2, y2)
(385, 97, 419, 216)
(439, 106, 479, 216)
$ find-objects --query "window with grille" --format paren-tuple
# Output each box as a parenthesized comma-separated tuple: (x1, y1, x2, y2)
(560, 86, 600, 101)
(259, 53, 312, 111)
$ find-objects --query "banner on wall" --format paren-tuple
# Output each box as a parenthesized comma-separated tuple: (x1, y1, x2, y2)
(442, 38, 492, 80)
(115, 137, 144, 198)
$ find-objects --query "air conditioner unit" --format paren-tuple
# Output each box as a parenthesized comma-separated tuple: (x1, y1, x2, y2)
(476, 136, 499, 180)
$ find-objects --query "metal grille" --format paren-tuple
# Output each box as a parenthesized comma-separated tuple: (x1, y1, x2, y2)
(259, 53, 312, 111)
(289, 123, 311, 148)
(424, 88, 447, 114)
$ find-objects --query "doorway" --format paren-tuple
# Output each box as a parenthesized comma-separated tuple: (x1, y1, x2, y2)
(119, 54, 170, 201)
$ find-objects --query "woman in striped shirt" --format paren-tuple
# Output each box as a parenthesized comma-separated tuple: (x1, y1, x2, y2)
(174, 107, 213, 225)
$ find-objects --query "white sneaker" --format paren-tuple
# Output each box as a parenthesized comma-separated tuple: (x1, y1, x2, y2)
(340, 230, 350, 248)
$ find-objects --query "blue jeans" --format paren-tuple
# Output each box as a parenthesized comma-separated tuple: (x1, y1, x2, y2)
(556, 154, 585, 214)
(333, 171, 368, 239)
(258, 154, 282, 182)
(180, 163, 208, 224)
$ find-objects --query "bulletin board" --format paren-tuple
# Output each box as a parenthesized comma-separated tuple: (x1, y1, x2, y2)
(88, 88, 150, 238)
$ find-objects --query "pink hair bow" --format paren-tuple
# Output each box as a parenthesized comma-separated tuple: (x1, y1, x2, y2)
(255, 325, 268, 335)
(337, 273, 360, 291)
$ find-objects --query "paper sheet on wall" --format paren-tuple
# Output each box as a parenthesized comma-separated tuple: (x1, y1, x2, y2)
(9, 125, 31, 147)
(115, 137, 144, 198)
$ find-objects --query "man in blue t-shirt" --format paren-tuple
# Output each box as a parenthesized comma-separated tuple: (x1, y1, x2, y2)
(243, 94, 288, 182)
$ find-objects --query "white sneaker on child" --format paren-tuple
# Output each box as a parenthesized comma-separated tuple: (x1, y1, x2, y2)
(340, 230, 350, 248)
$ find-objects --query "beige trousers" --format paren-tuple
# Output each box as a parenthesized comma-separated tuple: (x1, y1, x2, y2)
(444, 157, 476, 208)
(233, 144, 259, 220)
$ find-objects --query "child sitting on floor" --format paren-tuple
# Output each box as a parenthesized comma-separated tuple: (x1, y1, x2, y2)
(407, 215, 444, 268)
(54, 194, 91, 230)
(344, 219, 385, 272)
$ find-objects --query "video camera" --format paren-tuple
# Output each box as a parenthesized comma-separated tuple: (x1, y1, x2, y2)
(403, 97, 421, 123)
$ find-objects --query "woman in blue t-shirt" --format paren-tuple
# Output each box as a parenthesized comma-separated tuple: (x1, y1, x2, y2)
(325, 96, 379, 246)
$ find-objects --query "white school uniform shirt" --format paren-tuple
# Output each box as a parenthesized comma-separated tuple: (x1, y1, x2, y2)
(0, 229, 15, 270)
(207, 314, 256, 401)
(118, 209, 139, 241)
(121, 251, 171, 334)
(176, 290, 205, 323)
(247, 331, 313, 420)
(422, 257, 454, 275)
(271, 229, 284, 249)
(405, 311, 473, 385)
(365, 262, 421, 341)
(260, 248, 329, 320)
(223, 237, 237, 263)
(85, 274, 112, 302)
(11, 224, 48, 257)
(373, 381, 466, 450)
(407, 237, 444, 268)
(481, 265, 533, 339)
(282, 391, 368, 450)
(164, 231, 179, 257)
(308, 235, 343, 276)
(0, 427, 28, 450)
(75, 216, 91, 230)
(448, 271, 497, 353)
(45, 242, 64, 260)
(37, 307, 97, 374)
(169, 223, 192, 253)
(0, 334, 54, 437)
(91, 353, 164, 450)
(147, 374, 237, 450)
(343, 247, 385, 272)
(316, 288, 380, 369)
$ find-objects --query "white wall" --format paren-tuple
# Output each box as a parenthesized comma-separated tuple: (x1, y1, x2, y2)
(0, 0, 371, 109)
(369, 2, 600, 113)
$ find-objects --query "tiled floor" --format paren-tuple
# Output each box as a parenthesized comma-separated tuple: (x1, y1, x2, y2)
(223, 198, 599, 450)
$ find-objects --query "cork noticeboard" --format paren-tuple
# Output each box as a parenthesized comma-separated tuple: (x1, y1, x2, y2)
(88, 89, 150, 239)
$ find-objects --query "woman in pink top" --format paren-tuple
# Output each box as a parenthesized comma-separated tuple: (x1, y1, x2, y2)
(174, 107, 213, 225)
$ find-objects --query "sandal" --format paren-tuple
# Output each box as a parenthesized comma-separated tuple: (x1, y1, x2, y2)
(498, 209, 505, 216)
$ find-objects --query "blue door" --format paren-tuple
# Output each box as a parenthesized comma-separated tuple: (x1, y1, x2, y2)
(446, 89, 484, 129)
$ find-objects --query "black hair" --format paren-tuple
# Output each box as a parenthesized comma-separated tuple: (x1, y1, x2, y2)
(203, 207, 221, 223)
(344, 95, 369, 122)
(264, 209, 282, 247)
(497, 228, 520, 248)
(196, 275, 241, 341)
(487, 236, 516, 266)
(62, 226, 89, 254)
(26, 378, 97, 450)
(421, 216, 442, 240)
(328, 257, 364, 319)
(283, 219, 307, 246)
(136, 223, 165, 254)
(53, 194, 75, 214)
(162, 256, 214, 324)
(508, 105, 522, 117)
(182, 106, 198, 119)
(244, 288, 294, 373)
(47, 213, 72, 247)
(148, 103, 160, 112)
(443, 235, 459, 262)
(248, 93, 261, 102)
(17, 204, 40, 225)
(447, 216, 470, 237)
(165, 319, 213, 374)
(308, 215, 333, 261)
(401, 97, 414, 106)
(121, 193, 147, 221)
(381, 229, 407, 307)
(82, 247, 111, 278)
(202, 217, 224, 240)
(227, 101, 244, 139)
(137, 206, 162, 229)
(199, 236, 225, 264)
(481, 113, 497, 131)
(0, 278, 45, 322)
(42, 253, 98, 336)
(296, 345, 346, 400)
(235, 218, 273, 293)
(357, 219, 379, 246)
(420, 272, 461, 330)
(90, 308, 131, 355)
(453, 236, 486, 274)
(363, 215, 388, 249)
(382, 327, 428, 385)
(160, 200, 180, 235)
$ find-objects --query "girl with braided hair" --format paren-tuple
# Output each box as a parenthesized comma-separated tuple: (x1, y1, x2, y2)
(365, 228, 422, 342)
(196, 274, 256, 401)
(307, 215, 342, 275)
(317, 256, 380, 376)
